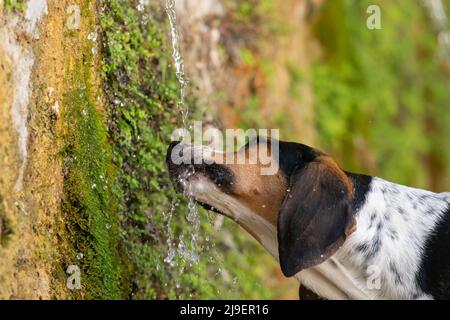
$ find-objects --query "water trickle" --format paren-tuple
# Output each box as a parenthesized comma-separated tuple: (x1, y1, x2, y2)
(164, 0, 190, 128)
(163, 0, 204, 273)
(163, 200, 179, 268)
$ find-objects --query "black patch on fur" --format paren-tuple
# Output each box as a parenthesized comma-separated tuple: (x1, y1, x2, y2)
(368, 211, 377, 229)
(355, 242, 370, 255)
(277, 140, 322, 177)
(200, 163, 234, 192)
(346, 172, 373, 213)
(377, 221, 383, 232)
(417, 205, 450, 299)
(370, 234, 382, 258)
(389, 262, 403, 285)
(355, 236, 381, 260)
(388, 228, 398, 241)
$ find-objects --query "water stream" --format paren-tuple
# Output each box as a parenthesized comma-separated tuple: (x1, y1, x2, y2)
(163, 0, 201, 268)
(165, 0, 190, 128)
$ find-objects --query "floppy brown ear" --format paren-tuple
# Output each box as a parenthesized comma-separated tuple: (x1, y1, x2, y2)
(277, 156, 356, 277)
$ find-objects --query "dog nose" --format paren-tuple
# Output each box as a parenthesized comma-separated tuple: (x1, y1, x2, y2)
(166, 141, 187, 192)
(166, 140, 181, 165)
(168, 140, 181, 153)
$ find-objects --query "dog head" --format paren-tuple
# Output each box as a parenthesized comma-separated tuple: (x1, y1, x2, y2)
(166, 137, 356, 277)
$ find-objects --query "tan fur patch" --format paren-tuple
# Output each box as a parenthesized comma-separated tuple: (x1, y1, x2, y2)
(204, 141, 289, 226)
(230, 165, 287, 226)
(316, 156, 357, 236)
(316, 156, 353, 195)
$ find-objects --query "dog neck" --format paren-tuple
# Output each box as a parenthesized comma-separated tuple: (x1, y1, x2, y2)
(190, 178, 279, 257)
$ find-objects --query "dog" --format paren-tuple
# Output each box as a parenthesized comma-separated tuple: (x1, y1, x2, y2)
(166, 137, 450, 300)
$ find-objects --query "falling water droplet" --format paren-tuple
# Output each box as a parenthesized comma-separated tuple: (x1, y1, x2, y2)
(87, 32, 97, 42)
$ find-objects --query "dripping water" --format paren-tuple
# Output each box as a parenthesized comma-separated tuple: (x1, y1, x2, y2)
(165, 0, 190, 128)
(164, 0, 200, 269)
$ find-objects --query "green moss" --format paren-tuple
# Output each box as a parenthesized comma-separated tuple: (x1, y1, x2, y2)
(0, 194, 13, 247)
(61, 59, 127, 299)
(3, 0, 26, 12)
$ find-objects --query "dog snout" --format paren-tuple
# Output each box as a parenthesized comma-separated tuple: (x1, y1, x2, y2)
(166, 141, 189, 190)
(166, 142, 234, 194)
(166, 141, 207, 190)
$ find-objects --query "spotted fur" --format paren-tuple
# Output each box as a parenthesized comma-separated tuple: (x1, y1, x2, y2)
(332, 177, 450, 299)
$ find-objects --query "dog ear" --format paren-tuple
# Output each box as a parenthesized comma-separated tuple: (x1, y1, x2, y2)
(277, 156, 356, 277)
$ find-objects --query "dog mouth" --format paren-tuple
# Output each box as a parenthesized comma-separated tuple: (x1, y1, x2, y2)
(168, 170, 231, 215)
(166, 141, 235, 214)
(168, 164, 234, 194)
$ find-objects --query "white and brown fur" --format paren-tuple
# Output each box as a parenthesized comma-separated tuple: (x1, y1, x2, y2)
(166, 138, 450, 300)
